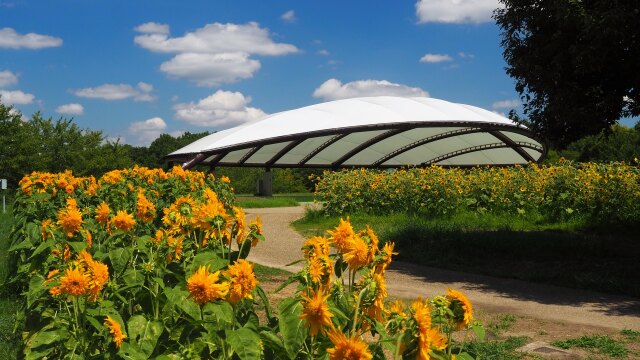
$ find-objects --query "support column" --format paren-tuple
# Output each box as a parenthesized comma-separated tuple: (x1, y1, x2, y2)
(262, 168, 273, 197)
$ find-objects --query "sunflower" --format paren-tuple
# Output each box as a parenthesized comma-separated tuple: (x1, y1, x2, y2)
(60, 267, 89, 297)
(41, 219, 53, 240)
(224, 259, 258, 304)
(95, 202, 111, 225)
(233, 206, 246, 244)
(248, 216, 263, 247)
(376, 242, 397, 274)
(343, 235, 371, 270)
(299, 289, 334, 336)
(326, 329, 372, 360)
(327, 217, 355, 252)
(110, 210, 136, 232)
(79, 251, 109, 302)
(104, 316, 127, 348)
(308, 256, 325, 285)
(136, 192, 156, 223)
(187, 266, 229, 305)
(303, 236, 331, 259)
(446, 289, 473, 330)
(57, 205, 83, 237)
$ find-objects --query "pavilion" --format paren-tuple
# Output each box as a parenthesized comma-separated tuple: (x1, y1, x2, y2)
(166, 96, 546, 195)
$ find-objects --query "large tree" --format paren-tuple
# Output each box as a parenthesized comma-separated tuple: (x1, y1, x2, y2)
(495, 0, 640, 147)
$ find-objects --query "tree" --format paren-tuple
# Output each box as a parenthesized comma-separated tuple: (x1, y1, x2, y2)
(495, 1, 640, 147)
(0, 103, 40, 186)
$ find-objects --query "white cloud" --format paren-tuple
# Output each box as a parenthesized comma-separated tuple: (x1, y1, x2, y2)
(128, 117, 167, 145)
(0, 27, 63, 49)
(55, 103, 84, 115)
(0, 70, 18, 86)
(458, 51, 475, 59)
(415, 0, 502, 24)
(173, 90, 267, 127)
(8, 107, 28, 121)
(419, 53, 453, 63)
(317, 49, 330, 56)
(281, 10, 296, 23)
(134, 22, 169, 35)
(312, 78, 429, 101)
(0, 89, 34, 104)
(492, 99, 520, 109)
(160, 52, 260, 86)
(134, 22, 298, 56)
(73, 82, 155, 102)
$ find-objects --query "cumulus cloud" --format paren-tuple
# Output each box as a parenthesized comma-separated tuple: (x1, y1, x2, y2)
(134, 22, 169, 35)
(0, 70, 18, 86)
(0, 89, 34, 104)
(492, 99, 520, 109)
(160, 52, 260, 87)
(281, 10, 296, 23)
(73, 82, 155, 102)
(0, 27, 63, 49)
(55, 103, 84, 115)
(128, 117, 168, 145)
(312, 79, 429, 101)
(317, 49, 330, 56)
(415, 0, 502, 24)
(419, 53, 453, 63)
(134, 22, 298, 56)
(173, 90, 267, 127)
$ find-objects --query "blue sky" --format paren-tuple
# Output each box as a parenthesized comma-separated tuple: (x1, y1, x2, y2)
(2, 0, 629, 146)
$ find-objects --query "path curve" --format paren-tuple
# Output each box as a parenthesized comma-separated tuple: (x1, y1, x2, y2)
(244, 206, 640, 330)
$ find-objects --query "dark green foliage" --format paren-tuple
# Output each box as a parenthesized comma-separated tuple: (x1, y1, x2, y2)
(561, 124, 640, 163)
(495, 1, 640, 147)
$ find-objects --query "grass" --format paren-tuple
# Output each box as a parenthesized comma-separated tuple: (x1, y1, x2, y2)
(466, 336, 529, 360)
(292, 209, 640, 297)
(236, 193, 314, 208)
(552, 335, 629, 358)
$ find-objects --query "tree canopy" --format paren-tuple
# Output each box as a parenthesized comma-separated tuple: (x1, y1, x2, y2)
(495, 0, 640, 147)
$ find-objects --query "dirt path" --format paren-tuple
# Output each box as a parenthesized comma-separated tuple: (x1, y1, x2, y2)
(244, 206, 640, 331)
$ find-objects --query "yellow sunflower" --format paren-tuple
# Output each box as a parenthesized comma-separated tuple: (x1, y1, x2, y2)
(343, 235, 371, 270)
(110, 210, 136, 232)
(224, 259, 258, 304)
(299, 289, 334, 336)
(57, 205, 83, 237)
(136, 192, 156, 223)
(104, 316, 127, 348)
(60, 267, 89, 297)
(327, 217, 355, 252)
(187, 266, 229, 305)
(95, 202, 111, 225)
(326, 329, 373, 360)
(446, 289, 473, 330)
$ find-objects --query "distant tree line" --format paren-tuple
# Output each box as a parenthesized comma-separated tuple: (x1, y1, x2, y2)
(1, 101, 638, 192)
(0, 101, 315, 193)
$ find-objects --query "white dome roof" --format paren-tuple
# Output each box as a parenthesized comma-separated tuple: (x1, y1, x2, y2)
(167, 96, 546, 168)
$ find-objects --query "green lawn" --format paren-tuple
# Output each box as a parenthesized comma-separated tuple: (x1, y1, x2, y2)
(292, 209, 640, 297)
(236, 193, 314, 208)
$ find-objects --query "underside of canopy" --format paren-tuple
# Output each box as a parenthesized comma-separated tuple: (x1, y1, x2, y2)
(166, 96, 546, 169)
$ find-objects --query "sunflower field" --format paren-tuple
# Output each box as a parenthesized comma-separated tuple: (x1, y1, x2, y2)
(8, 166, 480, 359)
(315, 160, 640, 225)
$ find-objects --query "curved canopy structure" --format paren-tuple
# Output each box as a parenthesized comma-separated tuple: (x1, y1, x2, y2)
(167, 96, 546, 169)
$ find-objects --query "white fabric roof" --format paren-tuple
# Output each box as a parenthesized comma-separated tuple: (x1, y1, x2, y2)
(168, 96, 546, 168)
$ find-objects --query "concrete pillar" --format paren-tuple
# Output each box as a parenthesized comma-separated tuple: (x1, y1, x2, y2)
(262, 168, 273, 196)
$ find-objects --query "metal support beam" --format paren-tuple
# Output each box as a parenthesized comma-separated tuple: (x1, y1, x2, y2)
(331, 127, 411, 168)
(181, 153, 206, 170)
(298, 133, 348, 166)
(488, 130, 536, 163)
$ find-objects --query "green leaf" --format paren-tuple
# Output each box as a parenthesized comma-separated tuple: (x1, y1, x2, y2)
(109, 247, 133, 275)
(29, 329, 68, 348)
(164, 286, 201, 321)
(255, 286, 275, 324)
(27, 274, 46, 309)
(454, 352, 475, 360)
(126, 315, 164, 358)
(118, 342, 148, 360)
(278, 297, 307, 359)
(202, 301, 233, 330)
(28, 239, 55, 260)
(187, 251, 228, 274)
(471, 322, 485, 342)
(226, 327, 262, 360)
(67, 241, 87, 254)
(8, 236, 33, 252)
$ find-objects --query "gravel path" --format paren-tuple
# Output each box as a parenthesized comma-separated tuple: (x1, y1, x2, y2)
(244, 206, 640, 330)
